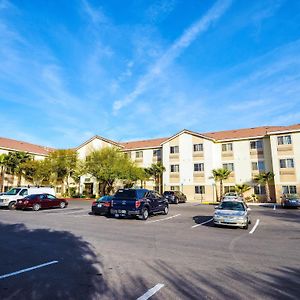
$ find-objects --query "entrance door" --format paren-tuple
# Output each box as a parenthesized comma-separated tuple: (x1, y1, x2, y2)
(84, 183, 94, 196)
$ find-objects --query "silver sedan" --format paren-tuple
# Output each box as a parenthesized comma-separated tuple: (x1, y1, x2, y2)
(213, 200, 251, 229)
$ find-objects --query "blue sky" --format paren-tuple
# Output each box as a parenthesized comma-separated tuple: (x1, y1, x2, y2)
(0, 0, 300, 148)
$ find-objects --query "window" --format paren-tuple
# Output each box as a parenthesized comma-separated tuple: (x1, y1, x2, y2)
(223, 163, 234, 171)
(224, 186, 235, 193)
(279, 159, 294, 168)
(282, 186, 297, 194)
(56, 187, 62, 193)
(193, 143, 203, 152)
(135, 151, 143, 158)
(153, 149, 161, 157)
(252, 161, 265, 171)
(277, 135, 292, 145)
(195, 186, 205, 194)
(170, 164, 179, 172)
(170, 146, 179, 154)
(170, 186, 180, 191)
(254, 185, 266, 195)
(19, 189, 28, 196)
(250, 140, 263, 149)
(194, 163, 204, 172)
(222, 143, 233, 152)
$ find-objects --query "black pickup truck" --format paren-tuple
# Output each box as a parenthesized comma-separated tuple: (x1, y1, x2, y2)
(110, 188, 169, 220)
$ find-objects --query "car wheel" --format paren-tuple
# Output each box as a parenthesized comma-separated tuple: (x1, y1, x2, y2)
(32, 203, 40, 211)
(141, 208, 149, 220)
(60, 202, 66, 209)
(243, 222, 248, 230)
(8, 201, 16, 210)
(163, 205, 169, 215)
(175, 198, 179, 204)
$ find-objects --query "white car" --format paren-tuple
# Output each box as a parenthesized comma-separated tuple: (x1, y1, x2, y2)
(214, 200, 251, 229)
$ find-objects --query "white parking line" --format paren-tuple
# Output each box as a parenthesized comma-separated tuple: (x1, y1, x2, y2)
(0, 260, 58, 280)
(249, 219, 260, 234)
(137, 283, 164, 300)
(191, 217, 213, 228)
(146, 214, 181, 224)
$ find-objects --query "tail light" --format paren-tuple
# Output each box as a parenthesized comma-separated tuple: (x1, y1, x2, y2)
(135, 200, 141, 208)
(24, 200, 29, 205)
(92, 201, 97, 206)
(104, 202, 110, 207)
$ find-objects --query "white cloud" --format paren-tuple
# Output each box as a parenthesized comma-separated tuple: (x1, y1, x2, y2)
(113, 0, 232, 113)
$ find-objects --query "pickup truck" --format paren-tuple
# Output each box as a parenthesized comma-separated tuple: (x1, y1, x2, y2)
(110, 188, 169, 220)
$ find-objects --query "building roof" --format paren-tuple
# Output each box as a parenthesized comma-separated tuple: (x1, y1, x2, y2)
(75, 135, 122, 150)
(0, 137, 53, 155)
(201, 126, 290, 142)
(120, 137, 169, 150)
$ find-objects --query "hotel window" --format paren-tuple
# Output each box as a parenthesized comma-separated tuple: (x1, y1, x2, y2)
(193, 143, 203, 152)
(282, 185, 297, 194)
(250, 140, 263, 149)
(153, 149, 161, 157)
(222, 143, 233, 151)
(279, 159, 294, 168)
(195, 186, 205, 194)
(223, 163, 234, 171)
(170, 186, 180, 191)
(194, 163, 204, 172)
(170, 146, 179, 154)
(224, 186, 235, 193)
(252, 161, 265, 171)
(170, 164, 179, 172)
(277, 135, 292, 145)
(254, 185, 266, 195)
(135, 151, 143, 158)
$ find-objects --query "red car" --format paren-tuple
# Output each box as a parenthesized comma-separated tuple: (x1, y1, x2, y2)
(15, 194, 68, 211)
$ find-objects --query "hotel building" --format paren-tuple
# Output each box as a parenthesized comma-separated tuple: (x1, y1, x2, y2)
(1, 124, 299, 203)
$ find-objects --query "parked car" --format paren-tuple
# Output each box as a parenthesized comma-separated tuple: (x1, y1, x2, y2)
(0, 186, 55, 209)
(281, 194, 300, 208)
(91, 195, 113, 216)
(213, 200, 251, 229)
(110, 188, 169, 220)
(15, 194, 68, 211)
(221, 192, 244, 202)
(163, 191, 187, 204)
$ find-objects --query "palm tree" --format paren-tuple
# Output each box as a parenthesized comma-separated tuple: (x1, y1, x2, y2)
(235, 183, 251, 197)
(212, 168, 232, 200)
(146, 163, 166, 193)
(0, 153, 8, 192)
(253, 171, 275, 202)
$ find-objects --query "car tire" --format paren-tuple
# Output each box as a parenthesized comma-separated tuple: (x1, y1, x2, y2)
(141, 208, 149, 220)
(243, 222, 248, 230)
(163, 205, 169, 215)
(8, 201, 16, 210)
(60, 202, 66, 209)
(32, 203, 40, 211)
(175, 198, 179, 204)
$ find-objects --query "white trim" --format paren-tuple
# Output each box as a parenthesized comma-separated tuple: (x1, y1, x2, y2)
(137, 283, 164, 300)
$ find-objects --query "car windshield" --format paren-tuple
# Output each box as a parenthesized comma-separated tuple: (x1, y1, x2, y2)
(163, 191, 174, 196)
(114, 190, 137, 200)
(219, 201, 245, 211)
(97, 196, 112, 202)
(5, 188, 22, 195)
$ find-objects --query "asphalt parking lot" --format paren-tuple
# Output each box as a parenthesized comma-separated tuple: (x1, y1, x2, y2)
(0, 201, 299, 300)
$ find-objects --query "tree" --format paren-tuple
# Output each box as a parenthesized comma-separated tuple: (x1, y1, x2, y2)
(212, 168, 232, 200)
(4, 151, 32, 186)
(145, 162, 166, 193)
(21, 159, 52, 186)
(0, 153, 8, 192)
(48, 149, 77, 195)
(235, 183, 251, 197)
(85, 147, 138, 195)
(71, 160, 86, 194)
(253, 171, 275, 202)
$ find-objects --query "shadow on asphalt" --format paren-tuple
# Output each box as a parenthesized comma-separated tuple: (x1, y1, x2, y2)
(0, 222, 148, 299)
(255, 207, 300, 225)
(146, 260, 300, 300)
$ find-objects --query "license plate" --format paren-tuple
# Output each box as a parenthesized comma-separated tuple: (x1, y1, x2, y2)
(97, 204, 102, 207)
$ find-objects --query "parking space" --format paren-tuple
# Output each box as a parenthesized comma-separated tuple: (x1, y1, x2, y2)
(0, 201, 299, 299)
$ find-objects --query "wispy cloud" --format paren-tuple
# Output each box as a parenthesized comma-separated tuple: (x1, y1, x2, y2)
(81, 0, 109, 25)
(113, 0, 232, 113)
